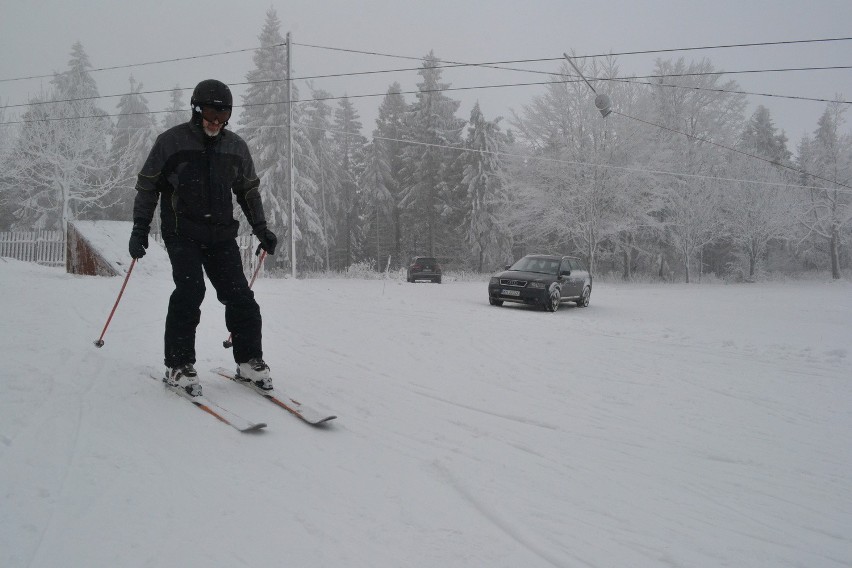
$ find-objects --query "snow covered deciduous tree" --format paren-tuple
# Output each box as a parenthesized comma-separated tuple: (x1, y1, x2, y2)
(507, 55, 645, 274)
(0, 105, 21, 229)
(723, 106, 796, 278)
(648, 57, 747, 281)
(663, 179, 727, 283)
(0, 104, 13, 158)
(5, 42, 129, 231)
(722, 157, 795, 279)
(795, 101, 851, 279)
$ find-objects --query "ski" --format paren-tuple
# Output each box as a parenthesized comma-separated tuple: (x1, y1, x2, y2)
(211, 367, 337, 426)
(147, 371, 267, 433)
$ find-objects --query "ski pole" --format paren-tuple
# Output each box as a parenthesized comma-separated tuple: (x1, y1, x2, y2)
(223, 249, 267, 348)
(94, 257, 137, 348)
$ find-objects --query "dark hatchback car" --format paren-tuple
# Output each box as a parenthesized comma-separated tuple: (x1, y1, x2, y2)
(488, 254, 592, 312)
(407, 256, 442, 283)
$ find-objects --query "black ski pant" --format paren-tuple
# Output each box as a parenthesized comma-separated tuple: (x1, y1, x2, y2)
(163, 237, 262, 368)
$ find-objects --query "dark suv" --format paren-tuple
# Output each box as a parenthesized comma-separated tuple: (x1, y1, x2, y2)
(488, 254, 592, 312)
(407, 256, 442, 283)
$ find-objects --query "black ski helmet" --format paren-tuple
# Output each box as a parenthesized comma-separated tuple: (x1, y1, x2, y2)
(191, 79, 233, 109)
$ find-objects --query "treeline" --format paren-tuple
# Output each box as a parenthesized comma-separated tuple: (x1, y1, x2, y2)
(1, 9, 849, 280)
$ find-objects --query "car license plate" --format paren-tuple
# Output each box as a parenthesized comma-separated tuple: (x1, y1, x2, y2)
(502, 289, 520, 296)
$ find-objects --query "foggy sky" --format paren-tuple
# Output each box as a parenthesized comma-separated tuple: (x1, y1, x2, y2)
(2, 0, 850, 148)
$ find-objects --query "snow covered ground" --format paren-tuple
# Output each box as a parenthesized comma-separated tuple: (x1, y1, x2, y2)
(1, 257, 850, 567)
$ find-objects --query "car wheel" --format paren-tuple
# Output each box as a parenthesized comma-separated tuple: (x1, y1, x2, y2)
(489, 298, 503, 306)
(577, 286, 590, 307)
(435, 278, 441, 284)
(545, 290, 560, 312)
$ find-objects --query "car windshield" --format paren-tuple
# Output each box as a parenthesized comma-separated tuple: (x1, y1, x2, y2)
(510, 257, 559, 275)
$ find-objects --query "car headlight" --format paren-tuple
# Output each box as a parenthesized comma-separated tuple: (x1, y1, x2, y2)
(528, 281, 546, 289)
(489, 277, 499, 285)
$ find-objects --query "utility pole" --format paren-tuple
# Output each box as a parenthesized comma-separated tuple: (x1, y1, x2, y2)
(287, 31, 297, 277)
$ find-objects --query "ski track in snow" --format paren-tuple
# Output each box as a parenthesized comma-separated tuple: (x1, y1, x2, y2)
(410, 389, 560, 431)
(432, 460, 579, 568)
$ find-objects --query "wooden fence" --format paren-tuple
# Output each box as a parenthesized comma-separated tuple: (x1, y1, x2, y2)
(0, 230, 65, 267)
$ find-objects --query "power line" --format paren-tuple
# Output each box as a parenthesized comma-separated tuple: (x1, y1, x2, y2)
(3, 34, 849, 87)
(582, 36, 852, 59)
(2, 72, 849, 128)
(287, 72, 850, 108)
(0, 43, 287, 84)
(291, 121, 852, 195)
(610, 108, 851, 190)
(606, 77, 848, 105)
(560, 52, 852, 192)
(0, 108, 181, 126)
(3, 30, 850, 111)
(2, 101, 846, 195)
(2, 87, 188, 110)
(294, 36, 852, 64)
(294, 64, 844, 97)
(5, 63, 849, 115)
(290, 36, 852, 93)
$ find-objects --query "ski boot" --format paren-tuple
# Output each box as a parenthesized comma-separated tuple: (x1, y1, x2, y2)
(165, 363, 202, 397)
(236, 358, 273, 391)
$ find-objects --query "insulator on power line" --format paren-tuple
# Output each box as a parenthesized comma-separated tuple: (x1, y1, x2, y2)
(595, 93, 612, 117)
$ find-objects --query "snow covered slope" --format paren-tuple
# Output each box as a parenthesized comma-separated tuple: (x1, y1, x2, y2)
(1, 259, 850, 567)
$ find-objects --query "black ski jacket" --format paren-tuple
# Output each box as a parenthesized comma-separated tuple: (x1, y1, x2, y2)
(133, 120, 267, 242)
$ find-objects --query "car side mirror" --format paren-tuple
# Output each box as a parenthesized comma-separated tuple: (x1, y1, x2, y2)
(560, 269, 571, 276)
(505, 264, 511, 270)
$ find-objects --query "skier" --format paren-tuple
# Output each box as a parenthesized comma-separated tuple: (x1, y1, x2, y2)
(128, 79, 278, 397)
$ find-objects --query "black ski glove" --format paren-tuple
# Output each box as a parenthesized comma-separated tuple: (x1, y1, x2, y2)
(254, 226, 277, 256)
(129, 222, 149, 259)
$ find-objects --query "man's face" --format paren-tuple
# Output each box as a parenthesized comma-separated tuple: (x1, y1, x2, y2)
(199, 105, 231, 137)
(202, 117, 223, 137)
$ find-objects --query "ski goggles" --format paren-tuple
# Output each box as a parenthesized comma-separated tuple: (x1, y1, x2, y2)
(198, 105, 232, 124)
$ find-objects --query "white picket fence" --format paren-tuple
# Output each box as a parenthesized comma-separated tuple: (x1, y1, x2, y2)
(1, 230, 261, 277)
(0, 230, 65, 267)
